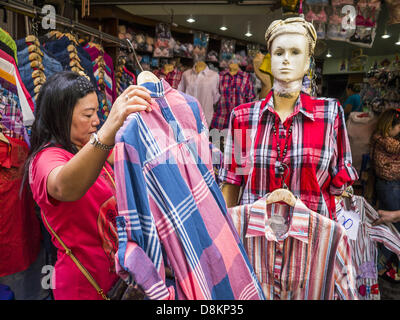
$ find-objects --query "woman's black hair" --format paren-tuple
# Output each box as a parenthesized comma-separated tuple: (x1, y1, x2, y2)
(347, 83, 361, 93)
(21, 71, 96, 195)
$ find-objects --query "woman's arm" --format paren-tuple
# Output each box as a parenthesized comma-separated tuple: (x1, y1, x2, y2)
(373, 210, 400, 226)
(47, 85, 152, 202)
(222, 183, 241, 208)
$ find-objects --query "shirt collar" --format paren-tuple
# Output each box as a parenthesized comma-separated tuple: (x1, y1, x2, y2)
(246, 195, 310, 243)
(221, 69, 243, 77)
(191, 65, 209, 75)
(139, 78, 171, 98)
(260, 89, 315, 122)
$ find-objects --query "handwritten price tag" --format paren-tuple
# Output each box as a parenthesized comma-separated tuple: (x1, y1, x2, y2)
(336, 209, 360, 241)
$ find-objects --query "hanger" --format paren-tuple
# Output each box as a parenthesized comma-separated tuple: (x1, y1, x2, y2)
(125, 38, 159, 85)
(341, 186, 354, 198)
(137, 71, 159, 85)
(265, 163, 297, 207)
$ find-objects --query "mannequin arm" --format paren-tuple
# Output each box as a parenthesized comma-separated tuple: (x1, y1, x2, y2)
(222, 183, 241, 208)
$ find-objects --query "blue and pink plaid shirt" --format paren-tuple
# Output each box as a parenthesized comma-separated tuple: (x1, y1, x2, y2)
(113, 79, 264, 300)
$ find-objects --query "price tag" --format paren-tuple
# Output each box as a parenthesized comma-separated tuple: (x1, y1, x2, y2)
(336, 209, 360, 241)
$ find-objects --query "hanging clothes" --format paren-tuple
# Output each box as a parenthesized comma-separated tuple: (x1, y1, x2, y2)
(178, 65, 220, 127)
(0, 28, 17, 64)
(210, 69, 255, 130)
(154, 67, 182, 90)
(16, 35, 63, 103)
(113, 79, 265, 300)
(335, 195, 400, 300)
(83, 42, 117, 123)
(0, 135, 41, 277)
(115, 56, 136, 96)
(42, 33, 96, 85)
(228, 195, 358, 300)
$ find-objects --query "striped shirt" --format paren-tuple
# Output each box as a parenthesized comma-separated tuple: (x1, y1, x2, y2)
(114, 79, 265, 300)
(220, 90, 359, 219)
(228, 196, 358, 300)
(336, 195, 400, 300)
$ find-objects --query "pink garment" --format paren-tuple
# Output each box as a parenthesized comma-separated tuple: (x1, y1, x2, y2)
(29, 147, 119, 300)
(178, 66, 220, 127)
(346, 112, 378, 173)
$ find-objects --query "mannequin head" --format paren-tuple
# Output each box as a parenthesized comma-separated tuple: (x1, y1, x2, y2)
(265, 17, 317, 93)
(269, 33, 310, 83)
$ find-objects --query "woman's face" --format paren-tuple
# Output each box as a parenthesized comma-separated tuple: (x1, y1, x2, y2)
(70, 92, 100, 148)
(389, 123, 400, 138)
(270, 33, 309, 83)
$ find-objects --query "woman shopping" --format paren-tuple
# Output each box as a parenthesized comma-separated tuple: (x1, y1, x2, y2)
(22, 71, 152, 300)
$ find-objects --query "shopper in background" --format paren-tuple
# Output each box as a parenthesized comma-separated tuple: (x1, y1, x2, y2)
(370, 108, 400, 216)
(22, 71, 152, 300)
(370, 108, 400, 290)
(373, 209, 400, 226)
(344, 83, 362, 120)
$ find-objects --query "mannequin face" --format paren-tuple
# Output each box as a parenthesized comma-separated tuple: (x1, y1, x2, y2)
(270, 33, 309, 83)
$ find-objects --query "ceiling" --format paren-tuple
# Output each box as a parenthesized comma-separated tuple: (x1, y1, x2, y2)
(87, 0, 400, 59)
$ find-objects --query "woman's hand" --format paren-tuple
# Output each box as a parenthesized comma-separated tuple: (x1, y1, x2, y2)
(97, 85, 152, 146)
(372, 210, 400, 226)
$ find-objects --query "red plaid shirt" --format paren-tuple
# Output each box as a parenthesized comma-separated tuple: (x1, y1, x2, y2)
(211, 70, 255, 130)
(220, 90, 358, 219)
(154, 68, 183, 89)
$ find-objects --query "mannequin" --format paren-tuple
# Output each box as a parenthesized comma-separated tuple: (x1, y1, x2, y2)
(221, 17, 358, 220)
(228, 62, 240, 76)
(194, 60, 207, 74)
(162, 63, 174, 75)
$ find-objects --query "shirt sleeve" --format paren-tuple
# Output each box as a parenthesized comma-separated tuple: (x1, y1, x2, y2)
(227, 204, 250, 242)
(244, 73, 255, 103)
(376, 135, 400, 155)
(177, 71, 186, 92)
(212, 72, 221, 105)
(29, 147, 70, 208)
(115, 241, 175, 300)
(329, 101, 359, 195)
(334, 229, 358, 300)
(114, 136, 174, 299)
(219, 109, 248, 186)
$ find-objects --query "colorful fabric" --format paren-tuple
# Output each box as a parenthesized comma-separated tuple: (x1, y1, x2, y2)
(210, 69, 255, 130)
(0, 135, 41, 276)
(29, 147, 119, 300)
(220, 90, 358, 219)
(228, 196, 358, 300)
(178, 66, 220, 127)
(0, 50, 35, 124)
(114, 79, 264, 300)
(335, 195, 400, 300)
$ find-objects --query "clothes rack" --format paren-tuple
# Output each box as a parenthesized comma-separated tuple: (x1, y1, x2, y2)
(0, 0, 128, 49)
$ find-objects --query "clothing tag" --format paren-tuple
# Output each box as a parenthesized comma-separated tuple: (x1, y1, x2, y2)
(267, 215, 288, 238)
(336, 209, 360, 240)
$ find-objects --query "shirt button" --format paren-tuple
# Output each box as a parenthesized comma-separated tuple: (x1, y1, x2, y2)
(274, 274, 279, 279)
